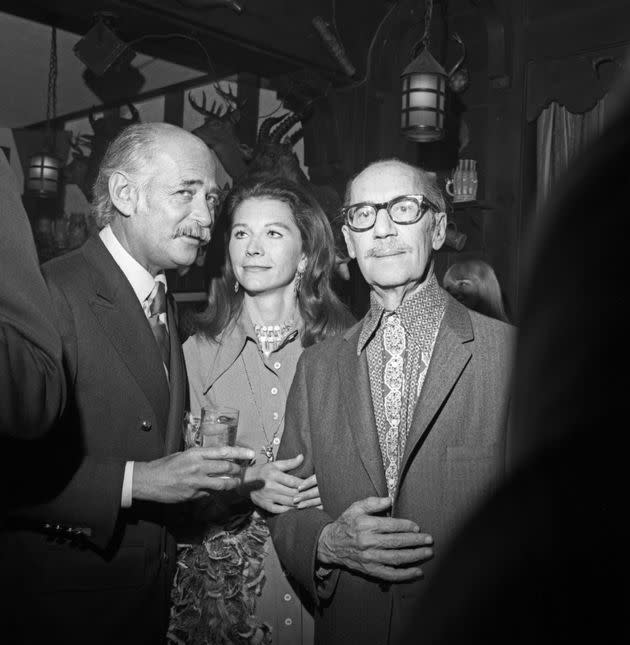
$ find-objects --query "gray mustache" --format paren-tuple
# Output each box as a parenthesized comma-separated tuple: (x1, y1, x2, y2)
(366, 245, 410, 257)
(175, 222, 212, 243)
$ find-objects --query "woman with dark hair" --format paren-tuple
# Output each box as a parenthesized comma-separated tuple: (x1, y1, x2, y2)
(170, 176, 353, 645)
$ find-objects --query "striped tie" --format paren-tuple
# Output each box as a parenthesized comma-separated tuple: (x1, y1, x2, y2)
(146, 280, 170, 371)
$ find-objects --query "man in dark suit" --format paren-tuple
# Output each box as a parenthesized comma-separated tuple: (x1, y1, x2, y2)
(268, 159, 515, 645)
(1, 123, 255, 645)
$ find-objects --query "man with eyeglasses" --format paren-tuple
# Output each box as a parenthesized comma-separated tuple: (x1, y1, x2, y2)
(268, 158, 515, 645)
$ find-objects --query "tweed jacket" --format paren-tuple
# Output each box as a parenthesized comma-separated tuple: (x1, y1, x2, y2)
(268, 293, 516, 645)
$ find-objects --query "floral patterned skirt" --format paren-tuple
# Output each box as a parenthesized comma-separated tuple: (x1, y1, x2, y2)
(168, 510, 272, 645)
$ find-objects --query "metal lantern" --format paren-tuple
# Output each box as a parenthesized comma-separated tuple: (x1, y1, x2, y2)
(27, 26, 61, 198)
(26, 153, 62, 197)
(401, 47, 448, 142)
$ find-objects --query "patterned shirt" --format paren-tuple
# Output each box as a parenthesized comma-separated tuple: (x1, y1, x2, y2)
(357, 273, 447, 497)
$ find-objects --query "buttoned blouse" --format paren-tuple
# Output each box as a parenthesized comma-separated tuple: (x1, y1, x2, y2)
(183, 311, 313, 645)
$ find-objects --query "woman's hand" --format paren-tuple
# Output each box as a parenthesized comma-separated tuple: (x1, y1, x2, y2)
(293, 474, 323, 510)
(242, 454, 321, 514)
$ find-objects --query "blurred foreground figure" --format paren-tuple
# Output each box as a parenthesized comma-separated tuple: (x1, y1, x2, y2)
(0, 152, 65, 439)
(412, 67, 630, 645)
(0, 152, 67, 516)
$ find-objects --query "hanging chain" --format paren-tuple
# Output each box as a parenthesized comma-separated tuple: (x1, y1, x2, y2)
(422, 0, 433, 48)
(412, 0, 434, 58)
(45, 27, 58, 148)
(240, 355, 285, 462)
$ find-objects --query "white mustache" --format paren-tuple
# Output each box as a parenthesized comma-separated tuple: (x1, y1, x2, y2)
(366, 244, 410, 258)
(175, 222, 212, 244)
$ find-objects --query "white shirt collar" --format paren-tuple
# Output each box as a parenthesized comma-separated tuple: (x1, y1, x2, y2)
(99, 225, 167, 305)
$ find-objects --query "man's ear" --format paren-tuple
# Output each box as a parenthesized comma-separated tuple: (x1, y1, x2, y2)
(341, 224, 357, 259)
(108, 171, 137, 218)
(432, 211, 447, 250)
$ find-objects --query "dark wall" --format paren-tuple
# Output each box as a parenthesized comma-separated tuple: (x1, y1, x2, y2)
(306, 0, 630, 320)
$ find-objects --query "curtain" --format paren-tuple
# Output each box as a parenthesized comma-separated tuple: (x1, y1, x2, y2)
(536, 95, 609, 215)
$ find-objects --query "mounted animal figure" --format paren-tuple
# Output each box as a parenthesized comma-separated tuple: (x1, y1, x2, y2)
(63, 103, 141, 201)
(63, 134, 92, 199)
(190, 88, 350, 278)
(189, 84, 252, 180)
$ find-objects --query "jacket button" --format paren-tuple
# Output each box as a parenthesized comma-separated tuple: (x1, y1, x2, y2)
(141, 420, 152, 432)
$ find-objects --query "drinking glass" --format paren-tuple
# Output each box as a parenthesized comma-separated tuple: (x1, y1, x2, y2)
(199, 405, 239, 448)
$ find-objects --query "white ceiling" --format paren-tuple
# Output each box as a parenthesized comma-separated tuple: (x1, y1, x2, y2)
(0, 11, 203, 129)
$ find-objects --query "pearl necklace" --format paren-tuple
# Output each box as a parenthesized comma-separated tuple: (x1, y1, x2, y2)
(253, 319, 296, 357)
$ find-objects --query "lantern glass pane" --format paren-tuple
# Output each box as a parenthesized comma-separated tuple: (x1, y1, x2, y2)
(408, 73, 439, 90)
(410, 110, 437, 128)
(408, 90, 438, 110)
(27, 154, 60, 195)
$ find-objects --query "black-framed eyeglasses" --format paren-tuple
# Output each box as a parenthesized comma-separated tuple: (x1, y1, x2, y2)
(341, 194, 440, 232)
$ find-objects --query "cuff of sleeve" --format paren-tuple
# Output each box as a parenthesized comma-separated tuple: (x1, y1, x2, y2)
(121, 461, 134, 508)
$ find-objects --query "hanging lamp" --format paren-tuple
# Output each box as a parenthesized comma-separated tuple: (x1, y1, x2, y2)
(401, 0, 448, 142)
(27, 27, 62, 197)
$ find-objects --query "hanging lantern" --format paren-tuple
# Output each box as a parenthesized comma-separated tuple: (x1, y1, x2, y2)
(27, 153, 62, 197)
(401, 48, 448, 142)
(401, 0, 447, 143)
(27, 26, 61, 198)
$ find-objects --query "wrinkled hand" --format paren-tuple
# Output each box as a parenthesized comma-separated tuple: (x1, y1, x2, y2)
(317, 496, 433, 582)
(132, 445, 255, 503)
(243, 454, 320, 514)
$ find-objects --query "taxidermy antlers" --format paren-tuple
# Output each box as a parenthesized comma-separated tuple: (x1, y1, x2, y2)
(189, 83, 252, 179)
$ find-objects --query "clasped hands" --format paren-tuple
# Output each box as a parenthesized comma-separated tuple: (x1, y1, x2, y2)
(317, 496, 434, 583)
(240, 453, 322, 514)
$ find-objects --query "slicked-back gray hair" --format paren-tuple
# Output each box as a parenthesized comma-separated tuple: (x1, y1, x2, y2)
(90, 122, 172, 229)
(343, 158, 447, 216)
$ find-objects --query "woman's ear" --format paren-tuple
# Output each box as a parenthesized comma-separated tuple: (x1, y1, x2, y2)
(108, 171, 137, 218)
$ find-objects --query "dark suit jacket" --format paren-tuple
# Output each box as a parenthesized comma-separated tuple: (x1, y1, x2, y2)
(1, 235, 186, 645)
(0, 153, 65, 442)
(268, 294, 515, 645)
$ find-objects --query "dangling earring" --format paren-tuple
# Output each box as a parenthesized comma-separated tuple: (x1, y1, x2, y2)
(294, 270, 303, 296)
(234, 281, 239, 294)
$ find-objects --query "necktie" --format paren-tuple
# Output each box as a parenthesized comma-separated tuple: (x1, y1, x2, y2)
(146, 280, 170, 371)
(382, 312, 406, 497)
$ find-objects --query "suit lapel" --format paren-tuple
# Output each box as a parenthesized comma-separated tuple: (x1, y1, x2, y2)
(398, 300, 473, 488)
(83, 237, 171, 434)
(338, 329, 388, 497)
(164, 295, 186, 455)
